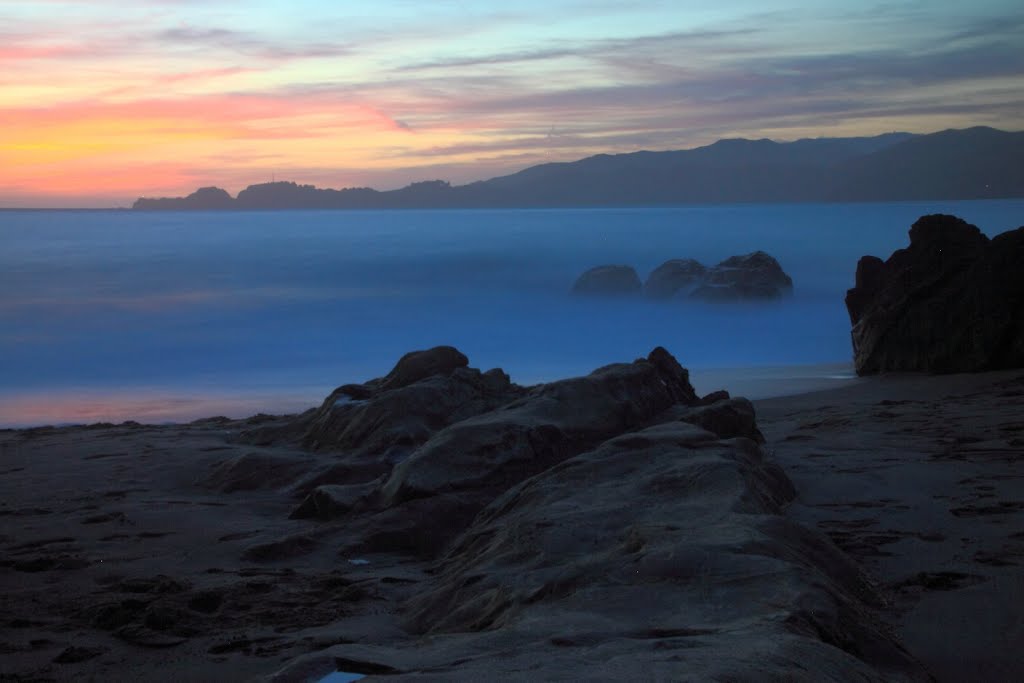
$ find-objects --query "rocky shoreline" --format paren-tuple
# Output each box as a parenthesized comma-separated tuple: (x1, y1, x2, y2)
(4, 347, 1022, 681)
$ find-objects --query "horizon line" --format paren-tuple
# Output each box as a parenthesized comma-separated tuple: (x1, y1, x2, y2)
(4, 124, 1020, 210)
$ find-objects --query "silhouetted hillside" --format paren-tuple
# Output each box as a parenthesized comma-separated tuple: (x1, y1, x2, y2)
(828, 127, 1024, 200)
(133, 186, 235, 210)
(132, 128, 1023, 210)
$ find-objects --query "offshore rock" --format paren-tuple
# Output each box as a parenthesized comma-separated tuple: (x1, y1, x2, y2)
(643, 258, 707, 299)
(579, 253, 793, 302)
(691, 251, 794, 301)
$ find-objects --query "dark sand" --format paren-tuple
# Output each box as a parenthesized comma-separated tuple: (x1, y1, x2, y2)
(757, 370, 1024, 682)
(2, 369, 1022, 681)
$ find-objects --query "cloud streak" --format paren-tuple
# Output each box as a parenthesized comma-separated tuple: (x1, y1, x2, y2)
(154, 26, 352, 59)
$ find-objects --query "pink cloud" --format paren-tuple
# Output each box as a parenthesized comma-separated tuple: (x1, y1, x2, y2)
(0, 44, 89, 60)
(3, 90, 415, 144)
(158, 66, 262, 84)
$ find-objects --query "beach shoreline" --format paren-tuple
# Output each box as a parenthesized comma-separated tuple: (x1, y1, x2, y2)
(0, 361, 860, 429)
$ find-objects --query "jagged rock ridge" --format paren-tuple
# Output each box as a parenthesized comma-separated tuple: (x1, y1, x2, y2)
(216, 346, 931, 681)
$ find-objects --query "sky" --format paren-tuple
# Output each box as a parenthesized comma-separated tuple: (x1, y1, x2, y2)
(1, 0, 1022, 207)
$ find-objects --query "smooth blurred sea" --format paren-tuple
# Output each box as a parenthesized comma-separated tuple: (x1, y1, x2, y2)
(2, 201, 1021, 426)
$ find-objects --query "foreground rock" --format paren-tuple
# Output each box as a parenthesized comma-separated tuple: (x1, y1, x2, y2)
(679, 395, 764, 442)
(570, 265, 642, 296)
(241, 346, 926, 681)
(242, 346, 525, 479)
(365, 347, 700, 553)
(267, 359, 925, 681)
(358, 423, 921, 682)
(846, 214, 1024, 374)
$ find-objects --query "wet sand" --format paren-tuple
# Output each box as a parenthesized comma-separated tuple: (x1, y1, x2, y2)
(757, 370, 1024, 682)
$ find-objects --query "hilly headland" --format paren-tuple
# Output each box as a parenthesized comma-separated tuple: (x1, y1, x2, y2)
(133, 127, 1024, 210)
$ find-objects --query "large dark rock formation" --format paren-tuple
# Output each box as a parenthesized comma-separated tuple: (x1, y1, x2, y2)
(257, 346, 927, 682)
(239, 346, 526, 493)
(371, 347, 700, 549)
(678, 395, 764, 442)
(845, 214, 1024, 374)
(570, 265, 642, 296)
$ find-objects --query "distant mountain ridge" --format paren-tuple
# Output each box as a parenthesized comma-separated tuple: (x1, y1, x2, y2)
(132, 127, 1024, 210)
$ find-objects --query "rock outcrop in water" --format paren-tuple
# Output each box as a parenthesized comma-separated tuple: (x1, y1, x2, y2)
(845, 214, 1024, 374)
(691, 250, 794, 301)
(570, 265, 642, 296)
(575, 251, 793, 301)
(643, 258, 707, 298)
(231, 346, 928, 682)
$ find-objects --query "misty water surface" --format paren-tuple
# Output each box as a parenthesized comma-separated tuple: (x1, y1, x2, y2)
(2, 201, 1021, 425)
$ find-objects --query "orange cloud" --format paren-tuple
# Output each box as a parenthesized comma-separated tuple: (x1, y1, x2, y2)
(0, 91, 420, 199)
(159, 66, 262, 84)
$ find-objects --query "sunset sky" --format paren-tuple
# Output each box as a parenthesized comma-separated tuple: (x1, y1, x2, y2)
(2, 0, 1022, 207)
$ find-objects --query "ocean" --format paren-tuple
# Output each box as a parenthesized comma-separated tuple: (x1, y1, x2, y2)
(2, 200, 1021, 426)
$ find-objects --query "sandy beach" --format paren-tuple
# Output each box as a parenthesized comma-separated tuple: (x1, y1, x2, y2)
(2, 360, 1022, 681)
(757, 370, 1024, 682)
